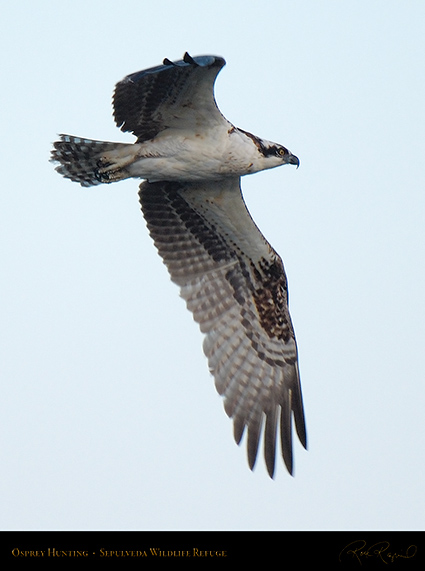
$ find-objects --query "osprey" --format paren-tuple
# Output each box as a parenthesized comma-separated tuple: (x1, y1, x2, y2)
(51, 52, 307, 478)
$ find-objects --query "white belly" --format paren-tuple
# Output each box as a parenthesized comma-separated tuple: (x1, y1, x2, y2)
(127, 129, 261, 182)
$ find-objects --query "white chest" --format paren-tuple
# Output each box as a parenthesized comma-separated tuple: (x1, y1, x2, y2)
(128, 127, 264, 181)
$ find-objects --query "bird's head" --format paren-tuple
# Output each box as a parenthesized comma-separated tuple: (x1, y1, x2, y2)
(239, 129, 299, 173)
(260, 141, 300, 169)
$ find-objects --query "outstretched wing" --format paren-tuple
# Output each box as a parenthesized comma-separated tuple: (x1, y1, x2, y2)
(113, 53, 228, 142)
(139, 177, 307, 477)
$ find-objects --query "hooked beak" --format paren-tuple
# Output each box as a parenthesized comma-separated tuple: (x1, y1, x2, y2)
(288, 153, 300, 168)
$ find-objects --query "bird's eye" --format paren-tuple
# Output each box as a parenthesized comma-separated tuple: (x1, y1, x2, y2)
(278, 148, 286, 156)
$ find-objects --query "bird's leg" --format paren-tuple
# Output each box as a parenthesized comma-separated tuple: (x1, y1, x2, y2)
(95, 146, 140, 183)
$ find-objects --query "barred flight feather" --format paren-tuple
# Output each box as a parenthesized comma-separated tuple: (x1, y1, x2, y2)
(139, 177, 306, 477)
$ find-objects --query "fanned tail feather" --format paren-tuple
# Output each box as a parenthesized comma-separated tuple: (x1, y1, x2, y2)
(50, 134, 133, 187)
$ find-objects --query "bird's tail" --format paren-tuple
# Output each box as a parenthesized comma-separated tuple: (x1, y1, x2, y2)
(51, 134, 136, 187)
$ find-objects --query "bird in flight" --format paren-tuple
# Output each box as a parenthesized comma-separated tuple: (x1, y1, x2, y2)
(51, 52, 307, 478)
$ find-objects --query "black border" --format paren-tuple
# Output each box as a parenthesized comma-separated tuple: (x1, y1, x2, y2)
(1, 531, 424, 567)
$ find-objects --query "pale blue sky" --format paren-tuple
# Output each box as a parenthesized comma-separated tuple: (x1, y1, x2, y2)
(1, 0, 424, 530)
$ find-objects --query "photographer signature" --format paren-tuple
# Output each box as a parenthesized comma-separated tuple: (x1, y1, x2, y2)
(339, 539, 417, 565)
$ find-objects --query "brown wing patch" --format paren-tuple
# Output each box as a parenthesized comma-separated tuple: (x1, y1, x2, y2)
(252, 259, 294, 344)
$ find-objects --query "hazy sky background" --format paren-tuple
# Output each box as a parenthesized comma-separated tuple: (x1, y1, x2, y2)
(1, 1, 424, 531)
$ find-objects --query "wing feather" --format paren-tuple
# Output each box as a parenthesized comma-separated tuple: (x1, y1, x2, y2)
(113, 53, 227, 142)
(264, 406, 278, 476)
(138, 177, 307, 477)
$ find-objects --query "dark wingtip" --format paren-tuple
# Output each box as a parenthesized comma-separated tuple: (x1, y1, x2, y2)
(266, 464, 276, 479)
(183, 52, 197, 66)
